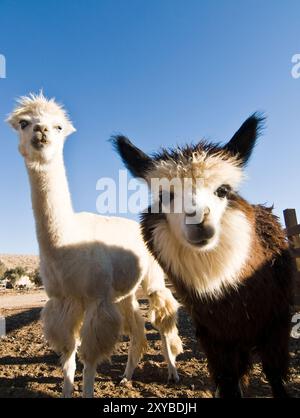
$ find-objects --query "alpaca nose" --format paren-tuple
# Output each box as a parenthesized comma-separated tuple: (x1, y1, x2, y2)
(185, 222, 215, 246)
(203, 207, 210, 218)
(184, 207, 214, 246)
(32, 125, 49, 149)
(33, 124, 48, 133)
(185, 206, 210, 225)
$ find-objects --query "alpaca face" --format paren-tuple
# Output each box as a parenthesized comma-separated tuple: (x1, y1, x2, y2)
(148, 153, 244, 251)
(7, 93, 76, 164)
(113, 114, 264, 254)
(145, 152, 243, 251)
(15, 112, 66, 164)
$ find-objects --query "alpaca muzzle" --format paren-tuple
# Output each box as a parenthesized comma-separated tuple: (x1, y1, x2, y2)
(31, 132, 49, 149)
(184, 222, 215, 247)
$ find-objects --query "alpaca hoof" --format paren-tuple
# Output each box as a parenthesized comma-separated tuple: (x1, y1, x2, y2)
(62, 392, 72, 398)
(62, 385, 73, 398)
(214, 383, 243, 398)
(83, 392, 94, 398)
(168, 371, 180, 384)
(119, 377, 128, 385)
(119, 376, 131, 386)
(214, 386, 221, 398)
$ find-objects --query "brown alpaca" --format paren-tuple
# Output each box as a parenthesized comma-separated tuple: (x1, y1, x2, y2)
(112, 114, 294, 398)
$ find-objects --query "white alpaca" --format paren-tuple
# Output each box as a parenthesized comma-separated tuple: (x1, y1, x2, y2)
(7, 93, 182, 397)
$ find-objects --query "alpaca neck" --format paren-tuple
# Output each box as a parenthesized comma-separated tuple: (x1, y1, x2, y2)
(27, 152, 75, 252)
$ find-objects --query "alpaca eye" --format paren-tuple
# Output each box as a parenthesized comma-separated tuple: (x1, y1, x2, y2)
(55, 125, 62, 131)
(215, 185, 231, 198)
(20, 120, 30, 129)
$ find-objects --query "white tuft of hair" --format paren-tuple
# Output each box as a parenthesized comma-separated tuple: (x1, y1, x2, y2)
(6, 91, 75, 133)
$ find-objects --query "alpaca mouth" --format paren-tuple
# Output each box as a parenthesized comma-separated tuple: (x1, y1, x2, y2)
(187, 238, 209, 247)
(31, 136, 49, 150)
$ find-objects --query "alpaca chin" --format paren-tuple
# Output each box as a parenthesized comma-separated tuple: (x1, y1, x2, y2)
(185, 233, 220, 253)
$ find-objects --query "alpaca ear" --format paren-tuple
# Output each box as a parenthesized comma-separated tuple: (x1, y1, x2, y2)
(65, 122, 76, 137)
(111, 135, 153, 179)
(224, 113, 265, 165)
(6, 114, 19, 130)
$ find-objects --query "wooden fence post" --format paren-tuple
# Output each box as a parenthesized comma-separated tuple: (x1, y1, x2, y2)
(284, 209, 298, 232)
(284, 209, 300, 304)
(0, 317, 5, 338)
(284, 209, 300, 256)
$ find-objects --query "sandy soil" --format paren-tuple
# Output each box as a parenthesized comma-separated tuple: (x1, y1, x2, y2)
(0, 297, 299, 398)
(0, 289, 47, 310)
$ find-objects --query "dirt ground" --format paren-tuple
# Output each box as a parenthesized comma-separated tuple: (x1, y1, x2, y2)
(0, 289, 47, 310)
(0, 298, 299, 398)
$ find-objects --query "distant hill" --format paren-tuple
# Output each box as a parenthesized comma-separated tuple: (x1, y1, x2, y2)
(0, 254, 39, 273)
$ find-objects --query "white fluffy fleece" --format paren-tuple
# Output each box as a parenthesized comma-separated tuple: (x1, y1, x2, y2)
(147, 149, 245, 190)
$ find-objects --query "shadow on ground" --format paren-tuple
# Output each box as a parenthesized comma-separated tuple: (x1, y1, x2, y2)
(0, 303, 299, 398)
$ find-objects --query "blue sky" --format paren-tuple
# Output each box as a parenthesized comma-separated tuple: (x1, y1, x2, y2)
(0, 0, 299, 254)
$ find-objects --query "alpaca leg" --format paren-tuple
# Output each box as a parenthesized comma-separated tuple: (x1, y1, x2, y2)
(160, 333, 180, 383)
(211, 356, 243, 398)
(82, 361, 97, 398)
(80, 299, 122, 398)
(198, 330, 249, 398)
(214, 357, 249, 399)
(62, 349, 77, 397)
(258, 324, 290, 398)
(118, 295, 147, 384)
(148, 288, 183, 382)
(41, 297, 83, 397)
